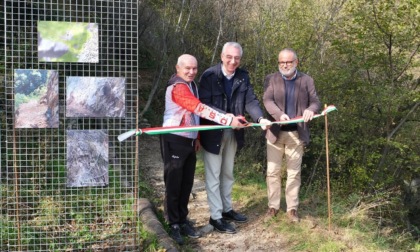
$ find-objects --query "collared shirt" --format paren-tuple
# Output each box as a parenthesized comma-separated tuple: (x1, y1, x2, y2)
(221, 65, 235, 80)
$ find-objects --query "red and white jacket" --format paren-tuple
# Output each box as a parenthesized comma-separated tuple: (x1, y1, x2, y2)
(163, 75, 232, 139)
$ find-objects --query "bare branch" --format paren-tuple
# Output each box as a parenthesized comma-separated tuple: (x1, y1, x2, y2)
(211, 1, 225, 65)
(139, 61, 167, 119)
(394, 43, 420, 82)
(175, 0, 185, 33)
(387, 102, 420, 141)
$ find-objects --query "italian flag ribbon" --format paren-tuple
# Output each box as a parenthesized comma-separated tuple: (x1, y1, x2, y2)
(118, 105, 337, 142)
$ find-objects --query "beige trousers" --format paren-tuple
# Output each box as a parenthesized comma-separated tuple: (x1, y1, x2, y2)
(266, 131, 304, 212)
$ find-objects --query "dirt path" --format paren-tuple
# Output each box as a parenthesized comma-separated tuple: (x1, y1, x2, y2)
(139, 135, 288, 251)
(15, 100, 48, 128)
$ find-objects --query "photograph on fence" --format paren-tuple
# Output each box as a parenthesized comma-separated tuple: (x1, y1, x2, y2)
(14, 69, 59, 128)
(66, 76, 125, 118)
(38, 21, 99, 63)
(66, 130, 109, 187)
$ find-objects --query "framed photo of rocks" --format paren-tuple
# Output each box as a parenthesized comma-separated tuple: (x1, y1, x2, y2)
(66, 130, 109, 188)
(66, 76, 126, 118)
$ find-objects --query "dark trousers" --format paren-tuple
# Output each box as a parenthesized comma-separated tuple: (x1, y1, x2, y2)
(160, 134, 196, 225)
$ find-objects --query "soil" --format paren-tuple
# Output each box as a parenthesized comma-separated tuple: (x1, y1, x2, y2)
(139, 135, 289, 252)
(15, 100, 48, 128)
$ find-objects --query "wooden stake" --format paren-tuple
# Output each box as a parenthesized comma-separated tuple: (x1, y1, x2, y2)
(324, 104, 332, 231)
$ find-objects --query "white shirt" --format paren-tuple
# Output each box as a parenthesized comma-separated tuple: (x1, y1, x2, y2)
(221, 65, 235, 80)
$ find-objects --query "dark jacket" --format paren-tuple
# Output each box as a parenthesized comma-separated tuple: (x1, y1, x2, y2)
(263, 71, 321, 146)
(198, 63, 264, 154)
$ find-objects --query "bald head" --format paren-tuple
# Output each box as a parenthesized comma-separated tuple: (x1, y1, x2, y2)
(176, 54, 198, 83)
(177, 54, 197, 67)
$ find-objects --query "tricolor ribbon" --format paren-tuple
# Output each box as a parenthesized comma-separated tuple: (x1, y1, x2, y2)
(118, 105, 337, 142)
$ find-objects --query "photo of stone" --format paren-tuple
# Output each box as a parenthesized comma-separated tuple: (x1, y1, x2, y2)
(66, 76, 125, 118)
(66, 130, 109, 187)
(14, 69, 59, 128)
(38, 21, 99, 63)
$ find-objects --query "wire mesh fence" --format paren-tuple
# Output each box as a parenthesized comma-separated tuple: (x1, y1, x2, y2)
(2, 0, 139, 250)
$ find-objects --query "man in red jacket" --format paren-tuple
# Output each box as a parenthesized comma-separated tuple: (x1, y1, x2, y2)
(161, 54, 246, 245)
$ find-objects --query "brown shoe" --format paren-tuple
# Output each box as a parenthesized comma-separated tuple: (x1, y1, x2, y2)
(263, 208, 278, 223)
(266, 208, 278, 218)
(287, 209, 299, 223)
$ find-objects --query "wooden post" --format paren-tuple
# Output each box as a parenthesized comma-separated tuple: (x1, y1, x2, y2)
(324, 104, 332, 231)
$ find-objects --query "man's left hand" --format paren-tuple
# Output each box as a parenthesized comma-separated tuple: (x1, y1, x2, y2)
(302, 109, 315, 122)
(259, 118, 272, 130)
(195, 139, 201, 152)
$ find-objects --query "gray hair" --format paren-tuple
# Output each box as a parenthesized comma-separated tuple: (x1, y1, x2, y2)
(280, 48, 298, 60)
(222, 42, 243, 56)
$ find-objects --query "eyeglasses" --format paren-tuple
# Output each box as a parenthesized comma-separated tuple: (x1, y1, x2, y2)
(224, 54, 241, 61)
(278, 60, 295, 66)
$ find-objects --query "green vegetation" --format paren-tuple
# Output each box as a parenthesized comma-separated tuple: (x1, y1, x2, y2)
(14, 86, 47, 110)
(1, 177, 137, 251)
(140, 0, 419, 248)
(14, 69, 48, 95)
(37, 21, 92, 62)
(2, 0, 419, 250)
(209, 158, 420, 251)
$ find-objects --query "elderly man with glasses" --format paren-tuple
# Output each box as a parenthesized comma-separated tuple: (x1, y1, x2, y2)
(263, 48, 321, 222)
(198, 42, 271, 234)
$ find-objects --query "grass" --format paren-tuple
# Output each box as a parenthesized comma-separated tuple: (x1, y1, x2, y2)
(195, 147, 420, 252)
(0, 160, 162, 251)
(4, 138, 416, 251)
(180, 139, 420, 252)
(255, 189, 418, 252)
(195, 151, 205, 179)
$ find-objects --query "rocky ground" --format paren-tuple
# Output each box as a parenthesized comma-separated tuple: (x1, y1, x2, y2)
(139, 135, 290, 252)
(15, 100, 48, 128)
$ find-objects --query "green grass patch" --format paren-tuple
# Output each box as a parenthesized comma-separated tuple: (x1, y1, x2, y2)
(0, 160, 157, 251)
(231, 144, 420, 252)
(195, 152, 205, 179)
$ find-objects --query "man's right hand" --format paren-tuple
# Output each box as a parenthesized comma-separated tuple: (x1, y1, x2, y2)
(280, 114, 290, 121)
(230, 115, 249, 128)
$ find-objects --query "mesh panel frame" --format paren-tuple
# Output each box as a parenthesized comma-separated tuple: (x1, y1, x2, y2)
(2, 1, 140, 250)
